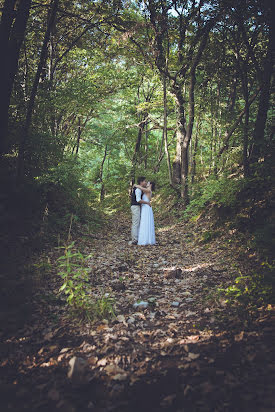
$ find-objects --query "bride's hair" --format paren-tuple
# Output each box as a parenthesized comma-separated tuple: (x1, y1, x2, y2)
(150, 181, 156, 191)
(137, 176, 146, 184)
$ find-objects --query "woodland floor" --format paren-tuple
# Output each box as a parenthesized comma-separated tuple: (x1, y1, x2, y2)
(1, 212, 275, 412)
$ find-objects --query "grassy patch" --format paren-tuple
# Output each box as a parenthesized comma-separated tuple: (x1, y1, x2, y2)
(57, 241, 115, 322)
(217, 262, 275, 311)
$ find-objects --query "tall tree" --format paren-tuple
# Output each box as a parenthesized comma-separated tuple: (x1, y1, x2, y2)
(17, 0, 59, 179)
(144, 0, 220, 204)
(250, 3, 274, 164)
(0, 0, 32, 154)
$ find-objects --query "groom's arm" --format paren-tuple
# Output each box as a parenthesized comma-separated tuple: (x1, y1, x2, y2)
(136, 188, 151, 207)
(139, 199, 151, 206)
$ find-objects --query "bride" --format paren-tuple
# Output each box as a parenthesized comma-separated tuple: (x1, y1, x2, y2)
(134, 181, 156, 246)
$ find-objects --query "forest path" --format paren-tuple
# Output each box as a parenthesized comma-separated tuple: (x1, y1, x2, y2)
(1, 215, 274, 412)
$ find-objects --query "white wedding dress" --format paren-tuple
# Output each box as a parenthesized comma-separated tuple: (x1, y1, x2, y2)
(138, 193, 156, 245)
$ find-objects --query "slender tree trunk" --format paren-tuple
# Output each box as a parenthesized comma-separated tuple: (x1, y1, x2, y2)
(186, 71, 196, 144)
(131, 116, 146, 182)
(181, 70, 197, 203)
(144, 121, 148, 169)
(162, 74, 173, 185)
(243, 86, 250, 177)
(99, 144, 108, 202)
(0, 0, 17, 43)
(131, 126, 142, 182)
(233, 36, 251, 177)
(209, 124, 214, 174)
(22, 41, 29, 101)
(17, 0, 59, 179)
(217, 87, 261, 160)
(191, 121, 199, 185)
(74, 117, 81, 155)
(213, 121, 218, 174)
(72, 110, 92, 155)
(236, 55, 250, 177)
(155, 129, 164, 172)
(172, 86, 186, 186)
(181, 143, 189, 202)
(172, 25, 211, 202)
(62, 113, 77, 137)
(0, 0, 32, 154)
(250, 26, 274, 164)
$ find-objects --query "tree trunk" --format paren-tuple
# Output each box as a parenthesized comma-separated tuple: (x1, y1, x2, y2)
(181, 70, 197, 203)
(181, 144, 189, 202)
(217, 87, 261, 159)
(191, 120, 199, 185)
(17, 0, 59, 179)
(99, 145, 108, 202)
(131, 116, 146, 182)
(172, 86, 186, 186)
(173, 70, 196, 204)
(250, 26, 274, 164)
(74, 117, 81, 155)
(144, 121, 148, 169)
(243, 85, 250, 177)
(163, 75, 173, 185)
(0, 0, 32, 154)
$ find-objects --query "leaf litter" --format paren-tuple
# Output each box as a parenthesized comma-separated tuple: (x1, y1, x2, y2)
(1, 215, 275, 411)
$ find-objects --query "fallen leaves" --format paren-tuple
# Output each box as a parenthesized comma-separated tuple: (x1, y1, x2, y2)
(116, 314, 126, 323)
(187, 352, 200, 360)
(234, 331, 245, 342)
(104, 364, 128, 381)
(67, 356, 89, 384)
(2, 215, 275, 412)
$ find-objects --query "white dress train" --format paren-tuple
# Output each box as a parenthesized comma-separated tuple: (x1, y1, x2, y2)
(138, 193, 156, 245)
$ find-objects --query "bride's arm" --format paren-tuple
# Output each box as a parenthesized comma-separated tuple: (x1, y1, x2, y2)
(134, 184, 151, 194)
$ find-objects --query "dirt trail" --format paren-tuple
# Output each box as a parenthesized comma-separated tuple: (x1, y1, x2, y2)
(1, 216, 274, 412)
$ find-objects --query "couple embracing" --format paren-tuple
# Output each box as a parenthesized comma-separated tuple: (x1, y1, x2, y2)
(130, 176, 156, 246)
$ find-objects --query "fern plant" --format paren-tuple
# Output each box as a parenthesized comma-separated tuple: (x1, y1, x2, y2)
(57, 242, 92, 317)
(57, 242, 115, 321)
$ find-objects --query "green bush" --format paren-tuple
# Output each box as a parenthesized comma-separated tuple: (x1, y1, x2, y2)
(57, 242, 115, 321)
(250, 223, 275, 257)
(218, 262, 275, 310)
(184, 176, 244, 219)
(57, 242, 92, 317)
(198, 229, 221, 243)
(37, 156, 99, 226)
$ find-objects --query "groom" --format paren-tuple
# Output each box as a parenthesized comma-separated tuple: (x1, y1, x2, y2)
(130, 176, 151, 245)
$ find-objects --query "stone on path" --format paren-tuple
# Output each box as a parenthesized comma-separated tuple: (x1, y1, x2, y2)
(171, 301, 180, 307)
(67, 356, 88, 384)
(163, 267, 182, 279)
(133, 301, 148, 309)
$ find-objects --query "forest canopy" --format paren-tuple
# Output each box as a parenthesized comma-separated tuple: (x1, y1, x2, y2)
(0, 0, 273, 223)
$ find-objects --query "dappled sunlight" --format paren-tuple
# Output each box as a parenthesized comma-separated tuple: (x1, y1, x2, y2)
(157, 223, 178, 232)
(2, 209, 274, 411)
(181, 262, 215, 273)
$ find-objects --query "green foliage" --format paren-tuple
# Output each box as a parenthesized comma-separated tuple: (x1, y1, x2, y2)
(251, 224, 275, 257)
(57, 242, 92, 318)
(57, 242, 115, 321)
(93, 293, 116, 320)
(184, 176, 244, 219)
(218, 263, 275, 310)
(197, 229, 221, 244)
(33, 259, 52, 273)
(37, 155, 99, 227)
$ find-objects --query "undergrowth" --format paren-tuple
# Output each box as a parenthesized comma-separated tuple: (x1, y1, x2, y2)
(217, 262, 275, 312)
(185, 169, 274, 314)
(57, 241, 115, 322)
(183, 175, 244, 220)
